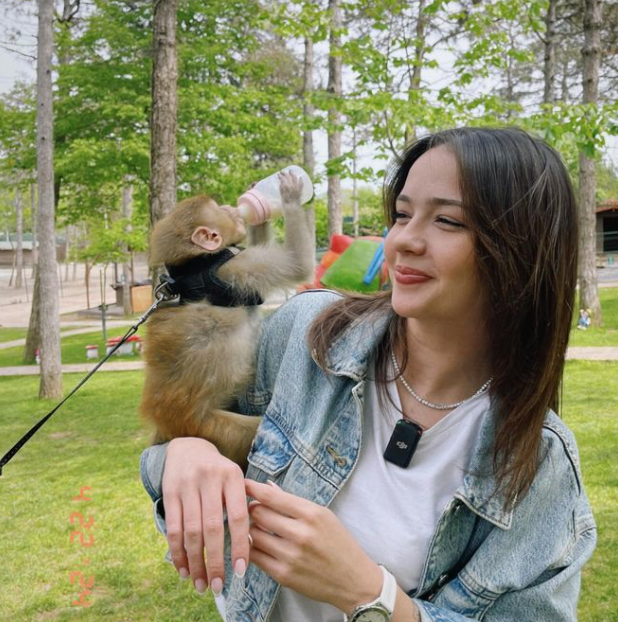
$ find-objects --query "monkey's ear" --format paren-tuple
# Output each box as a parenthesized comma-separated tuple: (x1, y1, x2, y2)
(191, 226, 223, 252)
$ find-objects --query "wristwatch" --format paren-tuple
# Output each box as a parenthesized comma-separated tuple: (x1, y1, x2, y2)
(345, 565, 397, 622)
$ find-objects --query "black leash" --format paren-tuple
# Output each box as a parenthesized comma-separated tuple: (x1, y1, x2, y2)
(0, 276, 178, 478)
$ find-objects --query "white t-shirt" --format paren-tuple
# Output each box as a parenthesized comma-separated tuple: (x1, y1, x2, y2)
(217, 361, 490, 622)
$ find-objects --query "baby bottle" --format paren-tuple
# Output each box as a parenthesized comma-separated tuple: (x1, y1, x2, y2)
(237, 165, 313, 225)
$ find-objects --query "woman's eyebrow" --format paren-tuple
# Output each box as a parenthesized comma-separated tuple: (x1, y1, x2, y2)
(396, 194, 462, 207)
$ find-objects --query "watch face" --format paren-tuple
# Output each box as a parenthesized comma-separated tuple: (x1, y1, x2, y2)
(354, 606, 390, 622)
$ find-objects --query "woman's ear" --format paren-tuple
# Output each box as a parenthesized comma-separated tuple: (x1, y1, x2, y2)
(191, 226, 223, 252)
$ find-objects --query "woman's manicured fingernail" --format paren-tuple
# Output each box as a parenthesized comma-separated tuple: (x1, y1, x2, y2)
(210, 577, 223, 596)
(194, 578, 207, 594)
(179, 567, 189, 579)
(248, 533, 254, 546)
(234, 558, 247, 579)
(267, 480, 281, 489)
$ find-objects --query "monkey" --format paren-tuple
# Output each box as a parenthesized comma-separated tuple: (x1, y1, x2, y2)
(140, 172, 313, 468)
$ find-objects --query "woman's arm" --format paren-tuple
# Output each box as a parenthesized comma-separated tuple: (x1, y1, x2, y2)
(140, 437, 250, 595)
(244, 479, 596, 622)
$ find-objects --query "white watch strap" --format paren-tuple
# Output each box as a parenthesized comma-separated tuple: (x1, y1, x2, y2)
(343, 565, 398, 622)
(379, 565, 397, 615)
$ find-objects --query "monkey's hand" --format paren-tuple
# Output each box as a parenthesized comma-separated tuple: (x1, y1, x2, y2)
(279, 170, 303, 214)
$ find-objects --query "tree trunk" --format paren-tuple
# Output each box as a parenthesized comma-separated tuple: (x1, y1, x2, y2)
(352, 128, 359, 238)
(25, 183, 38, 352)
(327, 0, 343, 239)
(85, 260, 91, 309)
(577, 0, 603, 326)
(122, 182, 133, 316)
(150, 0, 178, 227)
(64, 225, 70, 280)
(35, 0, 63, 398)
(543, 0, 557, 104)
(14, 184, 24, 289)
(405, 0, 426, 143)
(560, 56, 569, 102)
(30, 182, 38, 275)
(303, 34, 316, 271)
(24, 264, 41, 363)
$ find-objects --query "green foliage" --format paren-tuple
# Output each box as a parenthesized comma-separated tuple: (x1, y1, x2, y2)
(76, 217, 147, 267)
(341, 186, 386, 237)
(176, 0, 304, 203)
(314, 198, 329, 248)
(0, 83, 37, 177)
(596, 161, 618, 202)
(0, 0, 617, 254)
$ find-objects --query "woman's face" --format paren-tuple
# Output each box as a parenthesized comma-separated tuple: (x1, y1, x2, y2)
(384, 146, 486, 326)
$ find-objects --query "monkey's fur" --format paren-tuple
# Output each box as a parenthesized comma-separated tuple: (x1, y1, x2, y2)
(140, 174, 313, 467)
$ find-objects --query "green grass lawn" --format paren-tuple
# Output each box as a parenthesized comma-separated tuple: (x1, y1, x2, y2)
(568, 288, 618, 347)
(0, 362, 615, 621)
(0, 325, 91, 345)
(562, 361, 618, 620)
(0, 327, 29, 343)
(0, 371, 221, 621)
(0, 327, 140, 367)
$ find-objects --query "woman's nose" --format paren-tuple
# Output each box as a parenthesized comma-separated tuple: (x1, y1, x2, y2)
(394, 224, 427, 255)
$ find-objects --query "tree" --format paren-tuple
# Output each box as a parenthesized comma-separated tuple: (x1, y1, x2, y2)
(578, 0, 603, 325)
(543, 0, 558, 104)
(35, 0, 62, 398)
(327, 0, 343, 238)
(121, 180, 134, 316)
(13, 182, 24, 288)
(150, 0, 178, 226)
(303, 30, 316, 271)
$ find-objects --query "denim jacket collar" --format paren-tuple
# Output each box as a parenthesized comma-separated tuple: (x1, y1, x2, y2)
(319, 307, 393, 381)
(322, 306, 515, 531)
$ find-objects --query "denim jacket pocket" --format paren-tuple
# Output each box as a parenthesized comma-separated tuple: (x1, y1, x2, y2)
(246, 415, 295, 482)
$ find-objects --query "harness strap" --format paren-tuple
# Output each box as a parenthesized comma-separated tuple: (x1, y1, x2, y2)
(166, 248, 264, 307)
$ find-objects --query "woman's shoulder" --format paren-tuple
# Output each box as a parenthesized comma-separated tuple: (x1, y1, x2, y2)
(540, 410, 585, 495)
(262, 289, 343, 336)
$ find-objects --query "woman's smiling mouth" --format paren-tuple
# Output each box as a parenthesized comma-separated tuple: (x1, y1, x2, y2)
(394, 265, 432, 284)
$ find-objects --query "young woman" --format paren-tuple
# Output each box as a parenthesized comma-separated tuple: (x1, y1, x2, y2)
(140, 127, 596, 621)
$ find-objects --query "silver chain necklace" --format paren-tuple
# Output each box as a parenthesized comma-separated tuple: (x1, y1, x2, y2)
(390, 350, 492, 411)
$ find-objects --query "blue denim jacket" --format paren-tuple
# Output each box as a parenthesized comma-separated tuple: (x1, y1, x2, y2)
(140, 290, 596, 622)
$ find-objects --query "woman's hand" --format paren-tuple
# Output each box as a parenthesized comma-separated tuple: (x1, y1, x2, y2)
(162, 437, 250, 596)
(245, 479, 384, 616)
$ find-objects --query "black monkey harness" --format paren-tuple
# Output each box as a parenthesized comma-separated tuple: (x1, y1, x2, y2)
(166, 247, 264, 307)
(0, 248, 262, 477)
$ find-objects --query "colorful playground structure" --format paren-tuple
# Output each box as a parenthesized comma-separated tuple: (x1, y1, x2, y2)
(302, 231, 390, 293)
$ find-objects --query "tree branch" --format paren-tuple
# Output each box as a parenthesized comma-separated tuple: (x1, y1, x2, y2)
(0, 42, 36, 60)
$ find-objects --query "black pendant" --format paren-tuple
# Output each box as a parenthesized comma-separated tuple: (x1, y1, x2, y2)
(384, 419, 423, 468)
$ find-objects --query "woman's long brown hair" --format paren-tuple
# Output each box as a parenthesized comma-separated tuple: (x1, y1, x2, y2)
(308, 127, 578, 509)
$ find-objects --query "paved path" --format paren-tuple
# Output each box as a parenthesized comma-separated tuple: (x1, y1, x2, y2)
(1, 346, 617, 377)
(565, 347, 618, 361)
(0, 361, 145, 376)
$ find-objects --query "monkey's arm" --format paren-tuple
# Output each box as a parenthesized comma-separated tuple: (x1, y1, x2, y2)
(217, 174, 313, 296)
(216, 241, 313, 298)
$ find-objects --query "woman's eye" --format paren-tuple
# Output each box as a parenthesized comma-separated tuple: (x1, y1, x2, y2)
(436, 216, 465, 228)
(394, 211, 410, 221)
